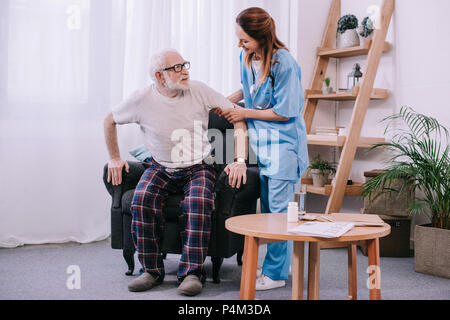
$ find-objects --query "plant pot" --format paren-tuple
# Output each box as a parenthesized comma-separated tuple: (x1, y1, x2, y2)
(414, 225, 450, 278)
(311, 169, 330, 187)
(337, 29, 360, 48)
(363, 171, 414, 217)
(361, 33, 373, 41)
(322, 86, 333, 94)
(357, 25, 374, 41)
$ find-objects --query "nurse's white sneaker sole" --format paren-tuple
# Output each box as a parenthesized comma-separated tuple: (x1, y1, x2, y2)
(255, 275, 286, 291)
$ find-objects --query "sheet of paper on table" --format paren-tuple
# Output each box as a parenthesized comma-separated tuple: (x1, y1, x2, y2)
(299, 213, 385, 227)
(288, 222, 355, 238)
(328, 213, 385, 227)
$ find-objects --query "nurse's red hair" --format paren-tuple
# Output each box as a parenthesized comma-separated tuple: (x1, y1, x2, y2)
(236, 7, 288, 85)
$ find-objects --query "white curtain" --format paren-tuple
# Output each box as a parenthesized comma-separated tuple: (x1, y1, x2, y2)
(0, 0, 299, 248)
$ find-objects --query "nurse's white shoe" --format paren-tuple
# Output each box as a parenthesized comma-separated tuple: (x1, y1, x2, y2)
(255, 274, 286, 291)
(256, 268, 262, 278)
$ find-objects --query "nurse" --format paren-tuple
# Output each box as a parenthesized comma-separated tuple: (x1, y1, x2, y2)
(222, 7, 309, 291)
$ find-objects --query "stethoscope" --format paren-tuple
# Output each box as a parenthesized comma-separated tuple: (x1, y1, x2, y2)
(250, 63, 274, 110)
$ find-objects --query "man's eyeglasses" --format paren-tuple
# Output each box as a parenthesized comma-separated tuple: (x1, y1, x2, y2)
(162, 61, 190, 73)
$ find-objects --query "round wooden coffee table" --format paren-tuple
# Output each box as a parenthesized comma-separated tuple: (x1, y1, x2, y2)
(226, 213, 391, 300)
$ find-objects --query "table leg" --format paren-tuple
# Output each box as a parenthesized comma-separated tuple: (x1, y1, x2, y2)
(307, 242, 320, 300)
(347, 243, 357, 300)
(367, 238, 381, 300)
(292, 241, 305, 300)
(240, 235, 259, 300)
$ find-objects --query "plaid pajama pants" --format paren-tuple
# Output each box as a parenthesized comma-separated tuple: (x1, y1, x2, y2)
(130, 158, 216, 281)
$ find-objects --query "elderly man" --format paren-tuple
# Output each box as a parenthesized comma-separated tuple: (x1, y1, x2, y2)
(104, 49, 247, 296)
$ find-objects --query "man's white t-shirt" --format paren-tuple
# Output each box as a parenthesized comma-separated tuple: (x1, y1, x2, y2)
(112, 80, 234, 168)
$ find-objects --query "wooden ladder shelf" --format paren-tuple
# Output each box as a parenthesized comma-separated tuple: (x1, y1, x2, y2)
(302, 0, 395, 214)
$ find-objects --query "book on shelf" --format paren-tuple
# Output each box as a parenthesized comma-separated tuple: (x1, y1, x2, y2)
(315, 126, 341, 136)
(316, 132, 338, 136)
(288, 222, 355, 238)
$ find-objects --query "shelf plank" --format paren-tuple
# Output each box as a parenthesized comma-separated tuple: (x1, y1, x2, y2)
(307, 135, 385, 148)
(299, 178, 363, 196)
(317, 40, 390, 58)
(305, 87, 389, 101)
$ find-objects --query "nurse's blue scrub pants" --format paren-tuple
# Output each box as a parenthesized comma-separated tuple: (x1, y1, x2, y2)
(259, 175, 295, 281)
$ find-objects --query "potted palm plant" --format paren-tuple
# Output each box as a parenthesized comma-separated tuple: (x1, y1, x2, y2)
(309, 155, 336, 187)
(362, 106, 450, 278)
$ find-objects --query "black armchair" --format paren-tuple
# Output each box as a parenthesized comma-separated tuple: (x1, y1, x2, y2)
(103, 111, 260, 283)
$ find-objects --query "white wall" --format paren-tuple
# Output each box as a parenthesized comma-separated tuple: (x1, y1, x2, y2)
(297, 0, 450, 223)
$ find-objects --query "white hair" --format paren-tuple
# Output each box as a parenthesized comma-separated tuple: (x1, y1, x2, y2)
(148, 48, 181, 83)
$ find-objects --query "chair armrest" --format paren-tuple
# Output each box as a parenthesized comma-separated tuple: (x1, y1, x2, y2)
(215, 166, 260, 218)
(103, 161, 145, 208)
(223, 166, 260, 200)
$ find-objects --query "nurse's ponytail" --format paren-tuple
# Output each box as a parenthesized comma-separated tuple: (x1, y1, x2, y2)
(236, 7, 288, 85)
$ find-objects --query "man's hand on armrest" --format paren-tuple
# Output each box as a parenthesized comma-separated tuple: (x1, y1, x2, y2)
(107, 158, 130, 186)
(104, 112, 129, 186)
(224, 161, 247, 189)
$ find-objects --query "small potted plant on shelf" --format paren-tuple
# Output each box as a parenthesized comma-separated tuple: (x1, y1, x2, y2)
(358, 16, 375, 40)
(337, 14, 360, 48)
(309, 155, 336, 187)
(362, 106, 450, 278)
(322, 77, 333, 94)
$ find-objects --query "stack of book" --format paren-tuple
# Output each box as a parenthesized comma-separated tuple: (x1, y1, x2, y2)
(316, 127, 341, 136)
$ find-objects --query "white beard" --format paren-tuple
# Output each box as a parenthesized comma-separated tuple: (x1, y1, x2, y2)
(164, 75, 190, 91)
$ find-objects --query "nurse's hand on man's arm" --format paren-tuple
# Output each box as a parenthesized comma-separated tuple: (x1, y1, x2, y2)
(211, 108, 223, 117)
(224, 162, 247, 189)
(222, 104, 247, 123)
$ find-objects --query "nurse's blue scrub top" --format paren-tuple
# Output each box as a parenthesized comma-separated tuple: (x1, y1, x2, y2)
(240, 49, 309, 180)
